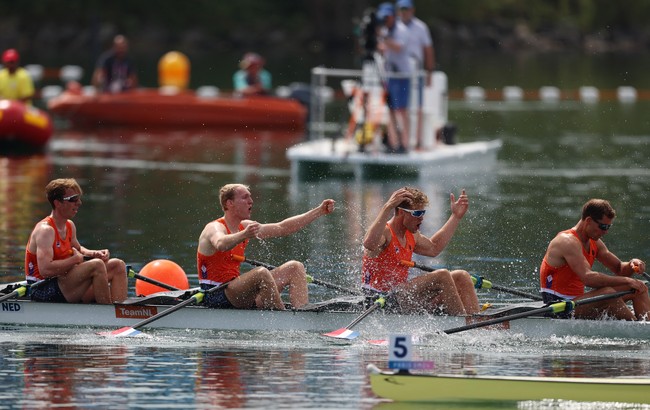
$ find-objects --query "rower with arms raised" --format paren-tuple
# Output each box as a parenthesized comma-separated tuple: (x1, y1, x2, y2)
(197, 183, 335, 310)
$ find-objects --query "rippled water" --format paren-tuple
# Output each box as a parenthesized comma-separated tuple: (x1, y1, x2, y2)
(2, 65, 650, 408)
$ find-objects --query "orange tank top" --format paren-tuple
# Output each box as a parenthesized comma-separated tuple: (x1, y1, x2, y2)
(25, 216, 73, 282)
(539, 228, 597, 298)
(197, 218, 248, 286)
(361, 224, 415, 293)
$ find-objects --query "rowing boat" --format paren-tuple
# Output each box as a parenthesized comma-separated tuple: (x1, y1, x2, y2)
(1, 289, 649, 339)
(367, 365, 650, 404)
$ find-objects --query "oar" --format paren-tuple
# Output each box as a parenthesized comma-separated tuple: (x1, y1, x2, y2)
(101, 281, 232, 337)
(232, 255, 360, 296)
(0, 279, 47, 303)
(632, 265, 650, 282)
(322, 295, 388, 340)
(401, 260, 543, 301)
(443, 289, 635, 335)
(126, 265, 180, 291)
(84, 256, 181, 292)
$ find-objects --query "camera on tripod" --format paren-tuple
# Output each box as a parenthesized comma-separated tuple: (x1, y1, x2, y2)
(356, 7, 380, 61)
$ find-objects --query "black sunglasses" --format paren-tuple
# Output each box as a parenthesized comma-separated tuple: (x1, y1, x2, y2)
(61, 194, 80, 203)
(593, 218, 612, 231)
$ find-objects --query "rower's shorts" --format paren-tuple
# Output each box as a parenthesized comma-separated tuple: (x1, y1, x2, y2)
(29, 279, 67, 303)
(201, 284, 235, 309)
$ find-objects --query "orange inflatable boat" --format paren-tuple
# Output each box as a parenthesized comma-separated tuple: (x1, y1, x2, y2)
(47, 88, 307, 130)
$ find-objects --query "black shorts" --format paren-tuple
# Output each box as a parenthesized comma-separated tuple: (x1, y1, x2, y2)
(29, 279, 67, 303)
(201, 284, 235, 309)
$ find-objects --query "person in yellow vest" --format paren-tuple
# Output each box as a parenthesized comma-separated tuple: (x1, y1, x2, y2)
(0, 49, 35, 104)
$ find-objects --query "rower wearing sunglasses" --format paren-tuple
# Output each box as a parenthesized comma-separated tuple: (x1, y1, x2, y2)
(540, 198, 650, 320)
(24, 178, 127, 304)
(361, 186, 479, 315)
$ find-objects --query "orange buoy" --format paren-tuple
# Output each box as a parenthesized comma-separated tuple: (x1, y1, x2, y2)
(158, 51, 190, 90)
(135, 259, 189, 296)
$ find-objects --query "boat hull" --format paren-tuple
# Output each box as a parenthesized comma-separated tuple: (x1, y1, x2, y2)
(286, 138, 502, 180)
(0, 99, 52, 150)
(1, 299, 649, 339)
(47, 89, 307, 130)
(368, 370, 650, 404)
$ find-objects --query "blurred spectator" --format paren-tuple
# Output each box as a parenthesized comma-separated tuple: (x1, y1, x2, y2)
(0, 49, 35, 104)
(397, 0, 435, 148)
(233, 52, 272, 96)
(92, 35, 138, 93)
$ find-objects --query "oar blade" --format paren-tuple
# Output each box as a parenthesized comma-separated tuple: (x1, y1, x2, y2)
(97, 326, 149, 338)
(322, 327, 360, 340)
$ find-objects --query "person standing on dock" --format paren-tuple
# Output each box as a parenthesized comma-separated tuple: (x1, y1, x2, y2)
(397, 0, 435, 149)
(24, 178, 127, 304)
(92, 34, 138, 93)
(197, 183, 335, 310)
(361, 186, 479, 315)
(376, 2, 412, 153)
(0, 48, 35, 104)
(540, 198, 649, 320)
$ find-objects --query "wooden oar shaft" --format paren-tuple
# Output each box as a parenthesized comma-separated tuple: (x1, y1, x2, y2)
(444, 289, 634, 335)
(235, 255, 360, 296)
(127, 267, 180, 291)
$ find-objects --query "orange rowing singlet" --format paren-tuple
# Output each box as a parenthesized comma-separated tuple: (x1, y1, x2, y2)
(197, 218, 248, 286)
(540, 228, 597, 298)
(361, 224, 415, 293)
(25, 216, 73, 282)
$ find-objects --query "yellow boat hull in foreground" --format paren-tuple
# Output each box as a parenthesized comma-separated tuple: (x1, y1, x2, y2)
(368, 366, 650, 404)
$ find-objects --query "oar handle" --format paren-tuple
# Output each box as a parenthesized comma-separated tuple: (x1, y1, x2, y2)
(477, 278, 543, 301)
(127, 266, 180, 291)
(632, 264, 650, 282)
(232, 255, 276, 270)
(235, 255, 361, 296)
(86, 257, 183, 292)
(402, 260, 543, 301)
(444, 300, 572, 335)
(130, 281, 230, 330)
(0, 288, 23, 303)
(306, 275, 361, 296)
(444, 289, 635, 335)
(0, 279, 49, 303)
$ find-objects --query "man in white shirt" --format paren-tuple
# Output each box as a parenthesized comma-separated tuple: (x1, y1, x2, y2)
(377, 2, 412, 153)
(397, 0, 435, 149)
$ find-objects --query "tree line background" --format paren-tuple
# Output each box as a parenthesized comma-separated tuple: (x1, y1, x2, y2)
(1, 0, 648, 86)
